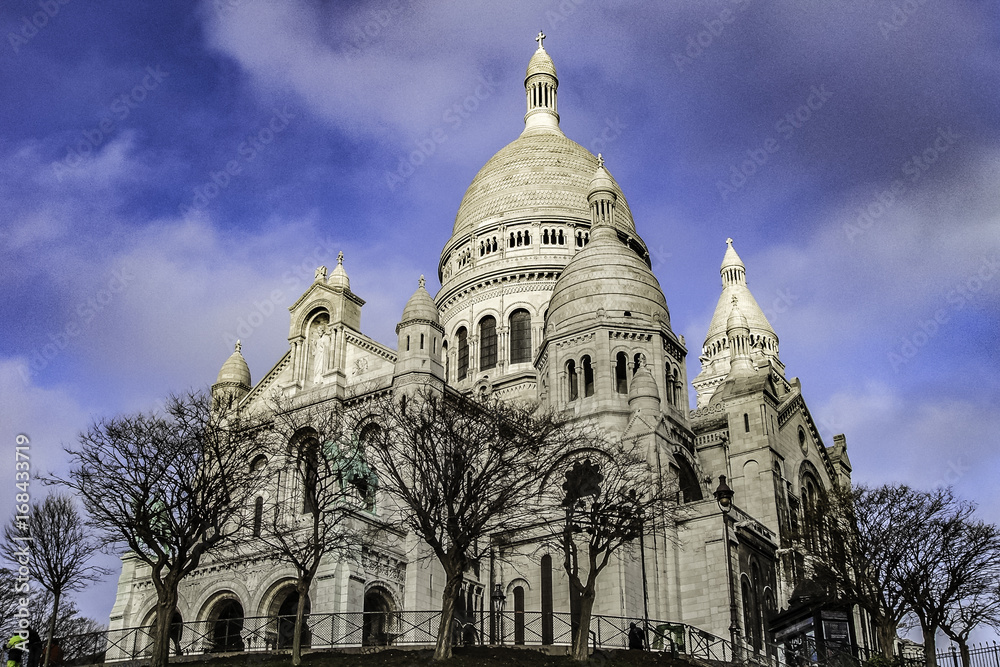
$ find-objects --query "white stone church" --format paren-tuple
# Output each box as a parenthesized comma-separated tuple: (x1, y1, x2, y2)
(109, 37, 855, 655)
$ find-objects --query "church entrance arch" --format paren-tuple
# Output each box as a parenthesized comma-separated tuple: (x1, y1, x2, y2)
(362, 586, 396, 646)
(274, 588, 311, 649)
(206, 598, 245, 653)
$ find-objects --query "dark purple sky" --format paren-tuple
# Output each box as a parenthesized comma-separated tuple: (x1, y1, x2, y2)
(1, 0, 998, 634)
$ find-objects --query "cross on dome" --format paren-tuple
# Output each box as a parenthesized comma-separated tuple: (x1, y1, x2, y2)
(235, 339, 242, 353)
(535, 31, 546, 49)
(732, 295, 739, 306)
(337, 251, 344, 265)
(597, 153, 604, 168)
(726, 238, 733, 246)
(418, 275, 425, 288)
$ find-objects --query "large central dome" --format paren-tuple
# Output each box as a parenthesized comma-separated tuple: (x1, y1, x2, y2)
(451, 132, 636, 238)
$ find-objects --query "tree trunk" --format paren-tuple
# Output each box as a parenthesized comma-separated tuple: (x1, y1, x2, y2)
(150, 587, 179, 667)
(291, 580, 309, 666)
(433, 572, 462, 661)
(876, 617, 897, 660)
(43, 589, 60, 667)
(570, 588, 595, 662)
(921, 623, 938, 667)
(957, 640, 970, 667)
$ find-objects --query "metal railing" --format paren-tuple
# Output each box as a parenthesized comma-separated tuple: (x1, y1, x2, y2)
(52, 609, 879, 667)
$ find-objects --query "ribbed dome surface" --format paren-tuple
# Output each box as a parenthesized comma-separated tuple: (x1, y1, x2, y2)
(526, 47, 557, 79)
(216, 347, 250, 388)
(707, 285, 775, 342)
(400, 278, 440, 324)
(451, 133, 635, 238)
(547, 227, 667, 333)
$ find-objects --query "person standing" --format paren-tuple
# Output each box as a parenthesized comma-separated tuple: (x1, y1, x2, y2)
(628, 622, 646, 650)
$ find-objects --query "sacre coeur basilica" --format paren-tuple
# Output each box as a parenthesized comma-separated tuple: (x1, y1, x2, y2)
(109, 35, 858, 657)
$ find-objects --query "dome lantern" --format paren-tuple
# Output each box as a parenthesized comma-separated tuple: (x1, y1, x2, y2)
(523, 32, 561, 135)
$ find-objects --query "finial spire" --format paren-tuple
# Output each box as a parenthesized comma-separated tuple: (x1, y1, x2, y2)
(535, 31, 546, 49)
(727, 237, 733, 246)
(731, 295, 738, 306)
(418, 275, 425, 288)
(337, 251, 344, 265)
(597, 153, 604, 168)
(235, 339, 242, 353)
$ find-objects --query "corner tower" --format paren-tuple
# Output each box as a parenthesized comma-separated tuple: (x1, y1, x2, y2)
(693, 239, 787, 407)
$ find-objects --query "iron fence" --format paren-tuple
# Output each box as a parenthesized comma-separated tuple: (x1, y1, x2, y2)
(52, 609, 934, 667)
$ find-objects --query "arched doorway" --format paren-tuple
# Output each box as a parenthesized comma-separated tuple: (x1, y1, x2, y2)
(276, 589, 311, 649)
(169, 611, 183, 655)
(208, 599, 244, 653)
(362, 587, 395, 646)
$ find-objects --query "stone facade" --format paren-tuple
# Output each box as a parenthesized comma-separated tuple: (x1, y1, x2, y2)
(109, 38, 851, 652)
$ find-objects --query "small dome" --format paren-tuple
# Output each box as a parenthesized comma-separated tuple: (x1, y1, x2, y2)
(329, 251, 349, 289)
(547, 222, 668, 335)
(628, 363, 661, 412)
(588, 157, 616, 199)
(400, 276, 439, 324)
(726, 297, 749, 333)
(721, 237, 744, 270)
(526, 46, 557, 80)
(216, 341, 251, 388)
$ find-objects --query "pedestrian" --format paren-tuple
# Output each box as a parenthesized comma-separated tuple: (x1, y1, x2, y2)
(628, 622, 646, 650)
(25, 630, 40, 667)
(6, 634, 26, 667)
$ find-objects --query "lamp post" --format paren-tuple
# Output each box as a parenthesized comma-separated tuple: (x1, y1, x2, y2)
(491, 584, 506, 645)
(714, 475, 741, 660)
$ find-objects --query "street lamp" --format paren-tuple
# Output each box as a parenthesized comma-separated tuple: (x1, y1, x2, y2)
(714, 475, 741, 660)
(491, 584, 506, 645)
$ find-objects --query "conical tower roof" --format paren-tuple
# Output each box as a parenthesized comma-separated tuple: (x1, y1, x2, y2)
(215, 340, 251, 388)
(400, 276, 440, 325)
(705, 239, 777, 343)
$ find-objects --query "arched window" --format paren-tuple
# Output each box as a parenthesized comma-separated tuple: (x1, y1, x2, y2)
(567, 360, 578, 401)
(479, 316, 497, 371)
(456, 328, 469, 380)
(744, 413, 750, 433)
(442, 340, 449, 382)
(513, 586, 525, 645)
(517, 231, 523, 247)
(541, 555, 554, 645)
(252, 496, 263, 537)
(677, 459, 703, 503)
(524, 231, 531, 245)
(557, 230, 564, 245)
(509, 232, 516, 248)
(615, 352, 628, 394)
(509, 309, 532, 364)
(543, 229, 550, 244)
(582, 355, 595, 397)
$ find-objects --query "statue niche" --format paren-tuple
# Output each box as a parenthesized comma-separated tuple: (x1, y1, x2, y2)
(306, 312, 333, 385)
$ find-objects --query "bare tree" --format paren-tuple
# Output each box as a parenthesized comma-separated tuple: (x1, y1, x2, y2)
(907, 509, 1000, 667)
(54, 391, 269, 667)
(540, 442, 680, 662)
(359, 387, 580, 661)
(250, 395, 365, 666)
(0, 567, 25, 642)
(1, 494, 107, 666)
(806, 484, 982, 663)
(807, 484, 924, 659)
